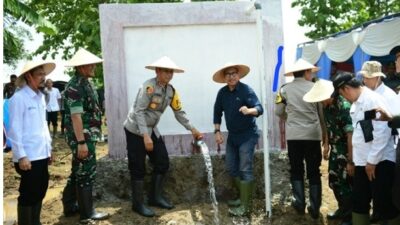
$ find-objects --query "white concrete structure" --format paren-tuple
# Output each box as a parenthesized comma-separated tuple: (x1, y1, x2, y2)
(99, 1, 284, 160)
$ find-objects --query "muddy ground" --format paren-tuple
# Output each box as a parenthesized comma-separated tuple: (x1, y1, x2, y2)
(3, 131, 345, 225)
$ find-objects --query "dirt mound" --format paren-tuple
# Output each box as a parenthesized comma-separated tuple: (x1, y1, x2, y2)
(4, 136, 338, 225)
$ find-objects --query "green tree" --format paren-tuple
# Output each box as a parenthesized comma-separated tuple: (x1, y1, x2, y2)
(292, 0, 400, 39)
(29, 0, 182, 86)
(3, 0, 58, 67)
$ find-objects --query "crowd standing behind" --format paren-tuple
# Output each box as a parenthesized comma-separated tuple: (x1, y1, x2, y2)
(44, 79, 61, 138)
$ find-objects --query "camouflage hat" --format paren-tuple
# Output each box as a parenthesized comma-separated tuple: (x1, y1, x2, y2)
(358, 61, 386, 78)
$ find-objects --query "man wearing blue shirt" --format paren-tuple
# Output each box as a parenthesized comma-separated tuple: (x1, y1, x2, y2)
(213, 63, 263, 217)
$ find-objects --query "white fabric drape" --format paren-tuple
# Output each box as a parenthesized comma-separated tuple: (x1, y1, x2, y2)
(300, 17, 400, 62)
(302, 42, 320, 64)
(360, 18, 400, 56)
(325, 33, 358, 62)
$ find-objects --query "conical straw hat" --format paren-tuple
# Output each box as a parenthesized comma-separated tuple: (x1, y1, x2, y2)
(303, 79, 334, 103)
(285, 58, 320, 76)
(65, 48, 103, 67)
(145, 56, 184, 73)
(16, 61, 56, 87)
(212, 62, 250, 83)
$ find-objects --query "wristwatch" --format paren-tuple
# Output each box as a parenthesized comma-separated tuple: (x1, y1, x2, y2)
(77, 140, 86, 145)
(214, 129, 221, 134)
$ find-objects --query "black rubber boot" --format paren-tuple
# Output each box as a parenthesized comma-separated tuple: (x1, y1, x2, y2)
(62, 182, 79, 217)
(32, 201, 42, 225)
(328, 191, 352, 220)
(77, 185, 109, 224)
(291, 180, 305, 214)
(131, 180, 155, 217)
(18, 205, 33, 225)
(327, 189, 343, 220)
(307, 184, 322, 219)
(149, 174, 174, 209)
(339, 196, 353, 224)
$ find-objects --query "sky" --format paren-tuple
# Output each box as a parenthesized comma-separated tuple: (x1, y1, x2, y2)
(2, 0, 310, 83)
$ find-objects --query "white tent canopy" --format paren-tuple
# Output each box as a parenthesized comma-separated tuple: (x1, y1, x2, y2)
(300, 15, 400, 64)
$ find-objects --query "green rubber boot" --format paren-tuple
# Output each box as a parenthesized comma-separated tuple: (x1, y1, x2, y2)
(227, 177, 241, 207)
(352, 212, 370, 225)
(228, 180, 254, 217)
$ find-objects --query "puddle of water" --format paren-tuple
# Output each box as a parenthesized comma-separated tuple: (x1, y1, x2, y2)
(3, 187, 63, 223)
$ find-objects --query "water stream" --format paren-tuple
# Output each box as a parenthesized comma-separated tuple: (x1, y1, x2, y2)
(197, 141, 220, 225)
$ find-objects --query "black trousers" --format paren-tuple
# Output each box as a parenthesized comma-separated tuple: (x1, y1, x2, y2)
(124, 128, 169, 180)
(14, 158, 49, 206)
(394, 142, 400, 210)
(353, 160, 399, 220)
(287, 140, 322, 185)
(60, 110, 65, 132)
(47, 111, 58, 127)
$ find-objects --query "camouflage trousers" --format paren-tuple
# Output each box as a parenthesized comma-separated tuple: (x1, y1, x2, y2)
(66, 141, 97, 187)
(328, 144, 352, 197)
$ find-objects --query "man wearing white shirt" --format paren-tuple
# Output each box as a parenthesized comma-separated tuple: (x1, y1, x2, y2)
(8, 61, 55, 225)
(333, 73, 400, 225)
(361, 60, 400, 118)
(45, 79, 61, 138)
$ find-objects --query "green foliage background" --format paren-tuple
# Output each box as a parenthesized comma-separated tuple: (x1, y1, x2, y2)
(292, 0, 400, 39)
(6, 0, 399, 86)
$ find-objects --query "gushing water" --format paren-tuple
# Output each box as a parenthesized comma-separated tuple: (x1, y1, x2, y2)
(196, 141, 220, 225)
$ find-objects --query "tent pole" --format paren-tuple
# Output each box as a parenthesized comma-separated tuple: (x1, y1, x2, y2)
(254, 1, 272, 217)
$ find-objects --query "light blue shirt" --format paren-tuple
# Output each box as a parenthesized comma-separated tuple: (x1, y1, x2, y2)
(8, 85, 52, 162)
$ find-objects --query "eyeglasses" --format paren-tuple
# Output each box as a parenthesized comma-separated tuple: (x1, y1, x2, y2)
(224, 72, 238, 77)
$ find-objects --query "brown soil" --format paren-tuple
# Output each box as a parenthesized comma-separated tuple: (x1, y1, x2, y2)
(4, 133, 345, 225)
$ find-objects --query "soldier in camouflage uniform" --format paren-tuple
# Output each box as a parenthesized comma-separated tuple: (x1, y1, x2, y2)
(62, 48, 109, 224)
(303, 77, 353, 225)
(124, 56, 202, 217)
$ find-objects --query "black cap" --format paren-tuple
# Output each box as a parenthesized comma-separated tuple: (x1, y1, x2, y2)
(331, 72, 354, 98)
(390, 46, 400, 56)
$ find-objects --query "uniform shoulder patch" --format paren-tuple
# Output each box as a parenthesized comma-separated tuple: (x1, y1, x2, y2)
(146, 85, 154, 95)
(170, 90, 182, 111)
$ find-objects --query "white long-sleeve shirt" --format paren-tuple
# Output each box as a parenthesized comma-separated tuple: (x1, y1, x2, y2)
(351, 87, 395, 166)
(45, 87, 61, 112)
(375, 83, 400, 137)
(8, 85, 52, 163)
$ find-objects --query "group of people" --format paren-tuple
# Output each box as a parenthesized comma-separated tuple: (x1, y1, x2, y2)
(123, 57, 263, 218)
(275, 46, 400, 225)
(8, 48, 109, 225)
(7, 41, 400, 225)
(7, 49, 263, 224)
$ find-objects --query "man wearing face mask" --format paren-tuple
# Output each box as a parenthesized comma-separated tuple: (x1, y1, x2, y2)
(62, 48, 109, 224)
(8, 61, 55, 225)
